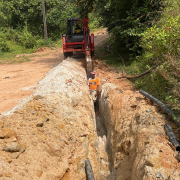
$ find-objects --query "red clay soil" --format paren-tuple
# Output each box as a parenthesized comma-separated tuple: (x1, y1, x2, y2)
(0, 29, 109, 113)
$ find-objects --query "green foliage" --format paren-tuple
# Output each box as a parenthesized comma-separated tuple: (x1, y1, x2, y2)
(19, 26, 37, 49)
(134, 71, 172, 101)
(0, 38, 10, 53)
(36, 38, 51, 47)
(46, 1, 77, 40)
(0, 0, 77, 39)
(68, 0, 95, 16)
(142, 15, 180, 65)
(0, 40, 35, 63)
(88, 12, 101, 29)
(133, 0, 180, 113)
(0, 31, 10, 52)
(98, 0, 163, 57)
(0, 0, 78, 57)
(70, 0, 164, 57)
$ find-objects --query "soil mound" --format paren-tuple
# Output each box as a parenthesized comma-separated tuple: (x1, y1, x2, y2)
(0, 59, 98, 179)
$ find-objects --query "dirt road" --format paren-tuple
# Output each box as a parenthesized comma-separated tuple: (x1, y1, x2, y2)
(0, 29, 108, 112)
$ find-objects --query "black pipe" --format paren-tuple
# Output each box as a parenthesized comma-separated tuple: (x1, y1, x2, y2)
(139, 90, 180, 127)
(85, 160, 95, 180)
(164, 124, 180, 152)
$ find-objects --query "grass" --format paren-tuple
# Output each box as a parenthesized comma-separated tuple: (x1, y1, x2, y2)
(96, 47, 122, 66)
(53, 39, 63, 48)
(90, 27, 105, 33)
(0, 40, 35, 63)
(7, 56, 31, 64)
(0, 27, 104, 64)
(0, 38, 63, 64)
(95, 44, 142, 76)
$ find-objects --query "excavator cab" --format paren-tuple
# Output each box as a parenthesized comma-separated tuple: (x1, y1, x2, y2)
(67, 19, 83, 35)
(66, 19, 84, 50)
(62, 17, 95, 76)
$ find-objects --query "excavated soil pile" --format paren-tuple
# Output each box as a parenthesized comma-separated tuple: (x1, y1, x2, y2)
(99, 83, 180, 180)
(0, 59, 99, 179)
(0, 51, 180, 180)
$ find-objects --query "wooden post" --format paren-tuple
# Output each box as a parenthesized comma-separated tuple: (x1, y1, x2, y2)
(42, 0, 48, 41)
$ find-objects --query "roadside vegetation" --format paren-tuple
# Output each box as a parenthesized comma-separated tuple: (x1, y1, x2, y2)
(0, 0, 77, 61)
(83, 0, 180, 116)
(136, 0, 180, 113)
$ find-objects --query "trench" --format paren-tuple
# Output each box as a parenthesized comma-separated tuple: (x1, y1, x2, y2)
(74, 52, 131, 180)
(1, 53, 179, 179)
(71, 52, 114, 179)
(94, 108, 114, 180)
(72, 50, 132, 180)
(86, 66, 180, 180)
(87, 77, 115, 179)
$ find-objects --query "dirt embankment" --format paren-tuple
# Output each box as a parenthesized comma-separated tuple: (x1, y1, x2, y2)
(0, 60, 99, 179)
(0, 29, 180, 180)
(89, 59, 180, 180)
(97, 79, 180, 179)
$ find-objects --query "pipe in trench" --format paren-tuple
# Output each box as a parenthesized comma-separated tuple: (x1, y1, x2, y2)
(139, 90, 180, 152)
(164, 124, 180, 152)
(139, 90, 180, 127)
(85, 160, 95, 180)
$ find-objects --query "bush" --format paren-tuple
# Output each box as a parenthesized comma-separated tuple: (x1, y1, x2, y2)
(0, 31, 10, 52)
(0, 27, 19, 42)
(88, 12, 102, 29)
(19, 26, 37, 49)
(0, 38, 10, 53)
(36, 38, 54, 48)
(134, 7, 180, 112)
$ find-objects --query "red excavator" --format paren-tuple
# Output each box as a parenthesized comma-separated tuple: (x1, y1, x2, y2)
(62, 16, 94, 75)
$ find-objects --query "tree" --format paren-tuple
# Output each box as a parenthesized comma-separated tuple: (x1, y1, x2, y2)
(94, 0, 163, 57)
(0, 0, 77, 39)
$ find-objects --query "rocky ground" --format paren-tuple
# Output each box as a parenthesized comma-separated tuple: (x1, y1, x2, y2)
(93, 59, 180, 179)
(0, 29, 180, 180)
(0, 59, 99, 179)
(99, 83, 180, 179)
